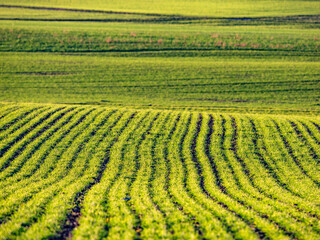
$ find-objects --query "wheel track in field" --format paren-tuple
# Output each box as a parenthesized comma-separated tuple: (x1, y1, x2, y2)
(272, 119, 320, 187)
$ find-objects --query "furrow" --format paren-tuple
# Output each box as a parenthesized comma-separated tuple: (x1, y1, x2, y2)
(0, 106, 47, 143)
(166, 113, 209, 237)
(290, 119, 320, 166)
(249, 117, 320, 223)
(224, 115, 320, 239)
(209, 115, 290, 239)
(234, 115, 320, 236)
(256, 117, 320, 209)
(55, 109, 120, 240)
(0, 106, 43, 134)
(0, 106, 21, 121)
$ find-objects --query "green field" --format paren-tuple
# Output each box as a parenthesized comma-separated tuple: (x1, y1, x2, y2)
(0, 0, 320, 239)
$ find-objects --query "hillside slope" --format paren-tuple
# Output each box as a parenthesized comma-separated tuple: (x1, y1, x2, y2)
(0, 103, 319, 239)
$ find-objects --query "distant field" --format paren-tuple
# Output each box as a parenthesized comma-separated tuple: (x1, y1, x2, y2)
(1, 0, 320, 17)
(0, 12, 319, 114)
(1, 52, 320, 114)
(0, 1, 320, 239)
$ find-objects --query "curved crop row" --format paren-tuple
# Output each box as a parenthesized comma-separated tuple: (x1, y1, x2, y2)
(0, 103, 319, 239)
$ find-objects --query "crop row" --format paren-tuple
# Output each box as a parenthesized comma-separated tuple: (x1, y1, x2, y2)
(0, 104, 319, 239)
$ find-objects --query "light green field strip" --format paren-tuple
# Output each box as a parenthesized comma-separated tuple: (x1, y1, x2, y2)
(0, 7, 153, 20)
(1, 52, 319, 114)
(2, 20, 320, 35)
(0, 103, 319, 239)
(1, 0, 319, 17)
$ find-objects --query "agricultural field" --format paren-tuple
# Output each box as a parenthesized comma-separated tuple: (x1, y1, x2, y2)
(0, 0, 320, 239)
